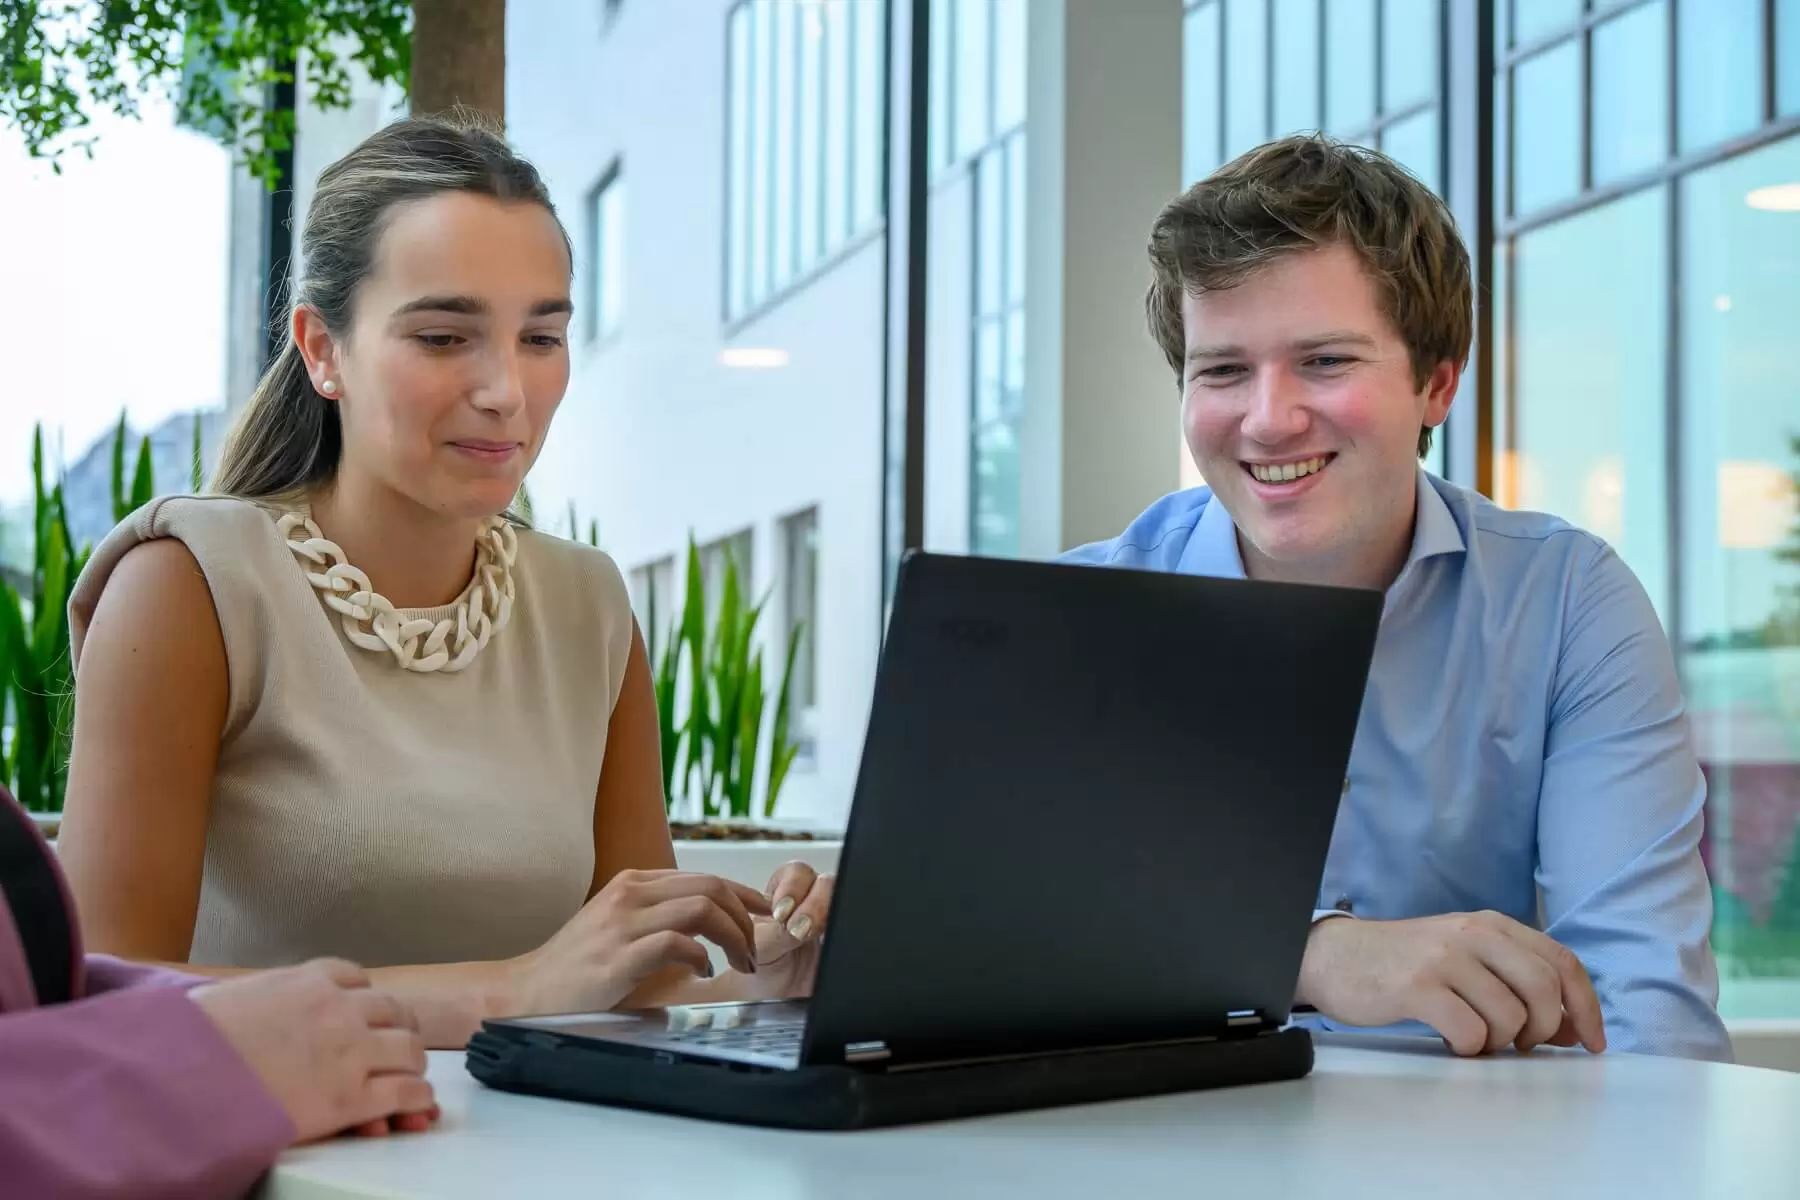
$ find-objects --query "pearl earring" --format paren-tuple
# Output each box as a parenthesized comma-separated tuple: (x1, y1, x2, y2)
(321, 379, 338, 396)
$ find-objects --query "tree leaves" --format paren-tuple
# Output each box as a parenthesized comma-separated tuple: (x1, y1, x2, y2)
(0, 0, 413, 187)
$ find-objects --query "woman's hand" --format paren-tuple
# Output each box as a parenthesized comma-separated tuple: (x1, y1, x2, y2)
(742, 862, 835, 1001)
(190, 959, 439, 1145)
(507, 869, 773, 1016)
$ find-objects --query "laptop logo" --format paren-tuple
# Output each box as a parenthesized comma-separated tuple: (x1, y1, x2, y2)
(938, 617, 1007, 649)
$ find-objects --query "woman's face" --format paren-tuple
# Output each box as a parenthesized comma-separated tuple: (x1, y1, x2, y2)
(302, 190, 574, 520)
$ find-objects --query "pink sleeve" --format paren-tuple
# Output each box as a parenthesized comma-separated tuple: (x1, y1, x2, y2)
(79, 954, 207, 996)
(0, 984, 294, 1200)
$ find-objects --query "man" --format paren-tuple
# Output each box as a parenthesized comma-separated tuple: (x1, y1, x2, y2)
(1065, 135, 1730, 1061)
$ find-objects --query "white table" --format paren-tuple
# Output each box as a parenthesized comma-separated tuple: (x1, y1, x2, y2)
(264, 1036, 1800, 1199)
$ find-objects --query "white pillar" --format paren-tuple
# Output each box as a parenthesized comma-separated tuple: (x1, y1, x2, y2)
(1019, 0, 1186, 558)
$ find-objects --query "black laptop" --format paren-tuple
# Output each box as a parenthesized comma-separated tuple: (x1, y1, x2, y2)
(468, 551, 1381, 1130)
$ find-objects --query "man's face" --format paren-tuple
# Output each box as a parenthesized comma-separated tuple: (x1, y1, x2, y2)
(1179, 242, 1457, 586)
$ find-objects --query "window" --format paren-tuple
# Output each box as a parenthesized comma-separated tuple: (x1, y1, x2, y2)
(934, 0, 1030, 181)
(586, 164, 625, 342)
(780, 507, 819, 715)
(970, 129, 1026, 556)
(1509, 0, 1582, 49)
(1509, 41, 1581, 216)
(1496, 0, 1800, 1015)
(629, 556, 677, 641)
(1591, 1, 1668, 187)
(1183, 0, 1448, 474)
(725, 0, 886, 322)
(1676, 137, 1800, 1002)
(1676, 0, 1763, 154)
(1783, 0, 1800, 116)
(701, 528, 756, 617)
(1502, 187, 1672, 621)
(1184, 0, 1445, 194)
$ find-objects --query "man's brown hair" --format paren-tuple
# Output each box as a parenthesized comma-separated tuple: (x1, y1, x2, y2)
(1146, 134, 1472, 457)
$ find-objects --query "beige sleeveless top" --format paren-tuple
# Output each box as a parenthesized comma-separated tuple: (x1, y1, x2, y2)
(68, 496, 633, 969)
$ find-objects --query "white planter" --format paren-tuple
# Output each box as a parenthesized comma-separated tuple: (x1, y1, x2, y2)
(672, 834, 842, 891)
(28, 812, 59, 841)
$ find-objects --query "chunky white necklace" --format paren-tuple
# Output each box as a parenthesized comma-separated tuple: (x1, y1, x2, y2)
(276, 508, 518, 674)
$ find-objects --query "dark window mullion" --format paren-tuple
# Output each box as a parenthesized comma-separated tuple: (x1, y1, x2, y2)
(1765, 0, 1779, 123)
(1663, 0, 1684, 650)
(1665, 175, 1684, 659)
(986, 0, 999, 148)
(1217, 0, 1229, 160)
(1265, 0, 1276, 142)
(1375, 0, 1386, 118)
(791, 0, 804, 275)
(847, 0, 859, 234)
(816, 1, 830, 254)
(722, 2, 736, 322)
(1317, 0, 1328, 130)
(1579, 25, 1593, 192)
(757, 1, 773, 305)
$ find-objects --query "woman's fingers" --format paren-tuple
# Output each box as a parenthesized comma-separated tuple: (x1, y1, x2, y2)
(765, 862, 815, 926)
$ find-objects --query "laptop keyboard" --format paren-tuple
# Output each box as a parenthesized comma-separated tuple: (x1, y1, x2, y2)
(667, 1021, 805, 1058)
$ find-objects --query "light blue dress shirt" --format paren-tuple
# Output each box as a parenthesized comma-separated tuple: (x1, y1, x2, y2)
(1063, 471, 1731, 1061)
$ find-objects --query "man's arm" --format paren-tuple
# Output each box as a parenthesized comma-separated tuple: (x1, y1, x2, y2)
(1536, 540, 1731, 1061)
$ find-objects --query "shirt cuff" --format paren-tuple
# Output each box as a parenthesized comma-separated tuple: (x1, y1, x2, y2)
(80, 954, 208, 997)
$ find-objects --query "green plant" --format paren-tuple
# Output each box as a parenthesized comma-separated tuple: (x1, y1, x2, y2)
(0, 415, 154, 816)
(110, 409, 155, 522)
(765, 618, 805, 820)
(0, 415, 156, 812)
(191, 412, 206, 492)
(650, 534, 805, 823)
(565, 501, 599, 548)
(3, 1, 412, 187)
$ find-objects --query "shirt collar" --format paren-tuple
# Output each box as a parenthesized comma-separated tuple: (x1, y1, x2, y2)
(1175, 469, 1466, 585)
(1402, 469, 1467, 571)
(1176, 488, 1249, 579)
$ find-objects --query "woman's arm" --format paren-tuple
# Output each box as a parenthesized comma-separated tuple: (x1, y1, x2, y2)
(587, 624, 831, 1010)
(57, 541, 769, 1047)
(57, 539, 522, 1045)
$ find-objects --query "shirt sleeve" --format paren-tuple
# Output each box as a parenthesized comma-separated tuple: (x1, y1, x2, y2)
(0, 985, 293, 1199)
(1535, 540, 1733, 1062)
(80, 954, 206, 997)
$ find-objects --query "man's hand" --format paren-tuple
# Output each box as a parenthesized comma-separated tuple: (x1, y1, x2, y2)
(1297, 911, 1607, 1057)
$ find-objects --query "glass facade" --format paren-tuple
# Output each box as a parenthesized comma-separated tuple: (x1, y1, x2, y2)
(725, 0, 886, 322)
(587, 164, 626, 343)
(1491, 0, 1800, 1016)
(931, 0, 1030, 555)
(1183, 0, 1447, 479)
(1182, 0, 1800, 1014)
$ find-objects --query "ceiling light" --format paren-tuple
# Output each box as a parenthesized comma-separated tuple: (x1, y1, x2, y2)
(1745, 183, 1800, 211)
(721, 347, 790, 369)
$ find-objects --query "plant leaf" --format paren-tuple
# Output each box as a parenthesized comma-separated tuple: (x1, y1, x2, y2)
(191, 413, 205, 491)
(765, 620, 805, 819)
(110, 410, 128, 523)
(679, 537, 710, 809)
(130, 432, 156, 511)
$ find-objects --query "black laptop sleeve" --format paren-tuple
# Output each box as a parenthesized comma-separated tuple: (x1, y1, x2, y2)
(466, 1024, 1313, 1131)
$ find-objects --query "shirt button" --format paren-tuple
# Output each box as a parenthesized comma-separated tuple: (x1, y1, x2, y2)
(1334, 895, 1354, 913)
(1341, 777, 1351, 796)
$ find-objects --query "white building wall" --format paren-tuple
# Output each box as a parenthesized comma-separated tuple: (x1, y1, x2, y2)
(510, 0, 912, 829)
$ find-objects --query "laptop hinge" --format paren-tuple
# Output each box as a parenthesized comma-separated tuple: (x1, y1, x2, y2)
(844, 1040, 893, 1064)
(1225, 1008, 1272, 1031)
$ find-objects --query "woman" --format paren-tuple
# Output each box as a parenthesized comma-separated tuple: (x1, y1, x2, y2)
(0, 784, 436, 1198)
(56, 113, 829, 1049)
